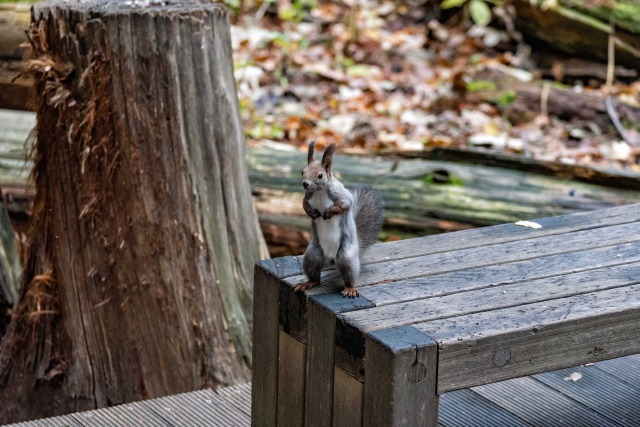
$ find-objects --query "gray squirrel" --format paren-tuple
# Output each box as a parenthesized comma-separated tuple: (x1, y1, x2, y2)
(295, 142, 384, 297)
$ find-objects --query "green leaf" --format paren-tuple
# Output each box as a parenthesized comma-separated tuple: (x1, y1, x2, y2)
(469, 0, 492, 26)
(496, 90, 517, 107)
(441, 0, 467, 9)
(466, 80, 496, 92)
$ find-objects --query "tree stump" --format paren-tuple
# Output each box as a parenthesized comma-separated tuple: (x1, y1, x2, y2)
(0, 0, 268, 422)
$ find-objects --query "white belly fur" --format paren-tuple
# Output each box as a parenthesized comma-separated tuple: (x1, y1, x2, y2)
(309, 191, 341, 260)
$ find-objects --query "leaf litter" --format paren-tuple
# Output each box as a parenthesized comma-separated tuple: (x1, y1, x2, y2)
(230, 0, 640, 172)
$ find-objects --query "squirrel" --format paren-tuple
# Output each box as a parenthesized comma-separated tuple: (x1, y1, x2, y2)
(294, 142, 384, 298)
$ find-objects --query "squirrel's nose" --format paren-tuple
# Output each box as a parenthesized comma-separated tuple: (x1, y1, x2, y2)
(302, 181, 309, 189)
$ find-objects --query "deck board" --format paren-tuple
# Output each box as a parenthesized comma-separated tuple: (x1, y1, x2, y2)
(439, 388, 532, 427)
(6, 356, 639, 426)
(472, 376, 619, 427)
(534, 365, 640, 426)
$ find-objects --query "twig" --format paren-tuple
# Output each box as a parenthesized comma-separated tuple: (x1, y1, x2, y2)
(605, 96, 631, 145)
(604, 16, 615, 96)
(540, 82, 550, 117)
(603, 17, 630, 145)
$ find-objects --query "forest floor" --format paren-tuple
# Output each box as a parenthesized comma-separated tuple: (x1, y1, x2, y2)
(228, 0, 640, 173)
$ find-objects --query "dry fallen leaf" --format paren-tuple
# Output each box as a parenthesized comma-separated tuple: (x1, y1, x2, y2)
(563, 372, 583, 382)
(515, 220, 542, 229)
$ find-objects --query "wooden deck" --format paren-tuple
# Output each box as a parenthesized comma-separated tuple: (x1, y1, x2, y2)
(6, 354, 639, 426)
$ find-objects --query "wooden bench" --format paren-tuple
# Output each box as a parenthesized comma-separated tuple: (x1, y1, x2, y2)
(252, 203, 640, 427)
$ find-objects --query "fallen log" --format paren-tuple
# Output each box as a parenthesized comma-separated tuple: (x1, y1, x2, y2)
(512, 0, 640, 69)
(248, 143, 640, 253)
(2, 110, 640, 256)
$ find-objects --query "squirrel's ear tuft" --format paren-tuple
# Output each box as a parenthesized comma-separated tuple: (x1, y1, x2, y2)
(321, 143, 336, 175)
(307, 141, 316, 164)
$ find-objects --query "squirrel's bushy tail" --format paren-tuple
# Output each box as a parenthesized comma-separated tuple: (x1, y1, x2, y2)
(351, 184, 385, 251)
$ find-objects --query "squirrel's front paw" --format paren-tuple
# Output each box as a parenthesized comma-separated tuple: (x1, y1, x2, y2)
(294, 281, 318, 292)
(322, 211, 334, 220)
(341, 287, 359, 298)
(306, 209, 321, 219)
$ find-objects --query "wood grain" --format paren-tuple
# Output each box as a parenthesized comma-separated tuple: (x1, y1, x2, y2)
(359, 241, 640, 306)
(252, 263, 283, 427)
(289, 219, 640, 291)
(363, 326, 438, 427)
(304, 293, 374, 427)
(345, 261, 640, 335)
(415, 285, 640, 392)
(332, 368, 363, 427)
(277, 331, 306, 427)
(0, 1, 268, 422)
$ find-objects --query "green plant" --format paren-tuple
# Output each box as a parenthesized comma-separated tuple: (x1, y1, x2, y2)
(279, 0, 317, 22)
(440, 0, 501, 26)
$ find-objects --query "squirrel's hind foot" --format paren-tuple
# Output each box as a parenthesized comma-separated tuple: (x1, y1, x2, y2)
(341, 287, 359, 298)
(294, 281, 319, 292)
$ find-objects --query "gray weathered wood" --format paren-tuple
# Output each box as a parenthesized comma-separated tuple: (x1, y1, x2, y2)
(533, 365, 640, 425)
(345, 261, 640, 336)
(304, 293, 374, 427)
(1, 1, 270, 422)
(334, 257, 640, 379)
(252, 258, 303, 427)
(363, 326, 438, 427)
(7, 382, 253, 426)
(281, 215, 640, 345)
(439, 388, 531, 427)
(473, 376, 618, 427)
(416, 285, 640, 393)
(277, 331, 306, 427)
(332, 368, 363, 427)
(359, 241, 640, 306)
(0, 203, 20, 307)
(261, 205, 640, 426)
(287, 219, 640, 293)
(304, 300, 337, 427)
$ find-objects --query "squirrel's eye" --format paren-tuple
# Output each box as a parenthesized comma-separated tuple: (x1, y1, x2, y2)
(318, 173, 323, 179)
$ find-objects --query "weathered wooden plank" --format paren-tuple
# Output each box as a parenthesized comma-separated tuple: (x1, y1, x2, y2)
(169, 390, 251, 427)
(304, 300, 337, 427)
(438, 388, 531, 427)
(332, 368, 363, 427)
(595, 354, 640, 389)
(288, 219, 640, 294)
(68, 400, 166, 426)
(304, 293, 374, 427)
(360, 241, 640, 306)
(360, 201, 640, 264)
(8, 385, 253, 426)
(534, 365, 640, 425)
(214, 382, 252, 417)
(283, 210, 640, 351)
(19, 417, 84, 427)
(252, 262, 285, 427)
(336, 257, 640, 381)
(277, 331, 305, 427)
(363, 326, 438, 427)
(345, 261, 640, 335)
(473, 377, 619, 427)
(415, 285, 640, 392)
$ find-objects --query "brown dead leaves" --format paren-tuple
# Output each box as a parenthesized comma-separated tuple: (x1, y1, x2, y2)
(232, 1, 640, 171)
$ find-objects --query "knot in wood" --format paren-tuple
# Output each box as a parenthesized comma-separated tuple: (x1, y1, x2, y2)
(492, 347, 511, 367)
(408, 360, 427, 383)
